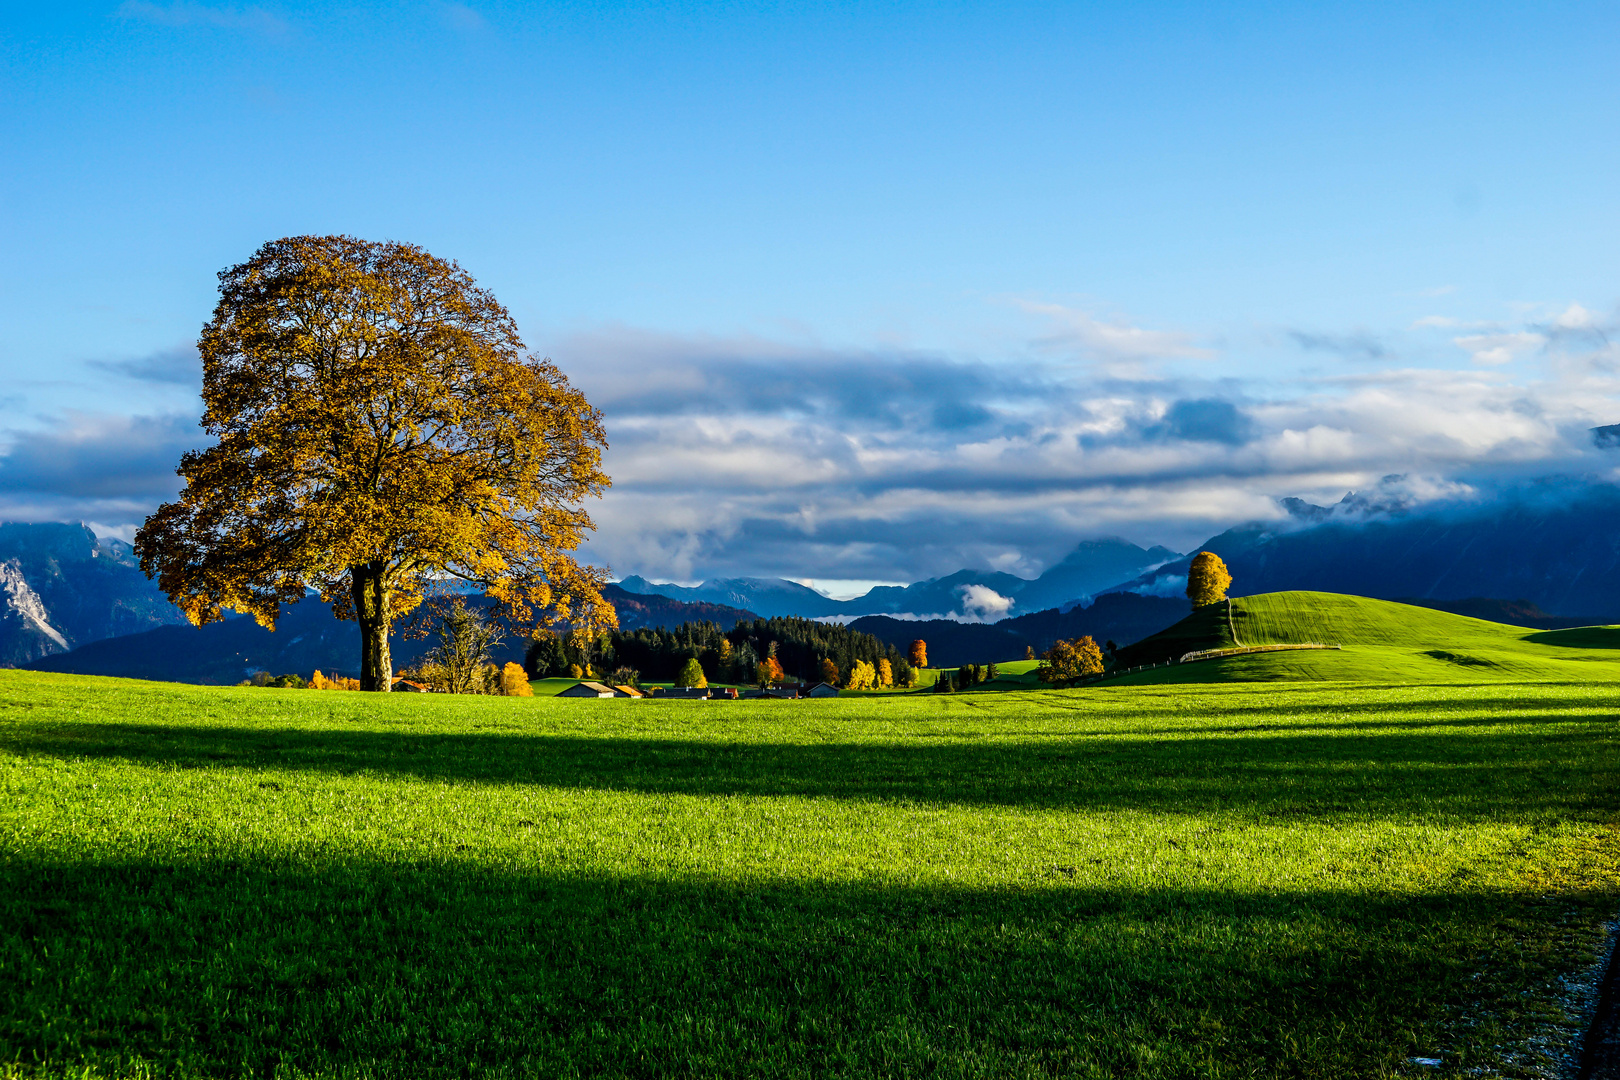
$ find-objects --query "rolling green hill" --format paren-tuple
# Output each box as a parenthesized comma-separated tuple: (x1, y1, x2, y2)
(1112, 591, 1620, 684)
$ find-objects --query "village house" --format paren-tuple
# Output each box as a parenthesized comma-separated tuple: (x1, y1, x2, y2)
(557, 681, 617, 698)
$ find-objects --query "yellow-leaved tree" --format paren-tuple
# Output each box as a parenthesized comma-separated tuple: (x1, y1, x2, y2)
(1037, 637, 1105, 685)
(1185, 551, 1233, 609)
(846, 659, 877, 690)
(134, 236, 615, 691)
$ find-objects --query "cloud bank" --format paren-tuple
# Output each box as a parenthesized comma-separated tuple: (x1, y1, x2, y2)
(5, 299, 1618, 580)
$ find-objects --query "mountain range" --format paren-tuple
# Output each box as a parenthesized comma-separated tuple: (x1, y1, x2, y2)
(618, 537, 1179, 620)
(24, 583, 755, 685)
(16, 479, 1620, 683)
(1113, 484, 1620, 618)
(0, 522, 188, 666)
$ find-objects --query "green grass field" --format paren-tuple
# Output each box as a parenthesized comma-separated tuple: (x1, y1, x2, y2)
(1111, 591, 1620, 686)
(4, 603, 1620, 1079)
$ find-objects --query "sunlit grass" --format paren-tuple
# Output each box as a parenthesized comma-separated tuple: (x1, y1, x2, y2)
(3, 668, 1618, 1077)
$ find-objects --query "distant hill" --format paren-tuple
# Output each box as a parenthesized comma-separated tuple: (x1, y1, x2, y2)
(1393, 597, 1606, 630)
(602, 583, 756, 631)
(618, 537, 1178, 620)
(0, 522, 188, 666)
(848, 593, 1189, 668)
(1115, 485, 1620, 619)
(1110, 591, 1620, 684)
(617, 575, 845, 618)
(27, 583, 758, 685)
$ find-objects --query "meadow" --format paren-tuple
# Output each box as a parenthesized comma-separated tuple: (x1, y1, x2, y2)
(4, 626, 1619, 1077)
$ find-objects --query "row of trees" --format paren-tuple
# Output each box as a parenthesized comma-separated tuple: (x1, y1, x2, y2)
(530, 617, 917, 688)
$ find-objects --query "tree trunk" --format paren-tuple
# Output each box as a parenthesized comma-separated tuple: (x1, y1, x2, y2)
(351, 562, 393, 692)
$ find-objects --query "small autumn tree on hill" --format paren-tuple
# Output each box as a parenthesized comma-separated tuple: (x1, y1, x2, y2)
(909, 640, 927, 668)
(134, 236, 614, 690)
(1186, 551, 1233, 609)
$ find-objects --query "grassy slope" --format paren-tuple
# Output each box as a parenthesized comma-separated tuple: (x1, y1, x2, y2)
(3, 669, 1619, 1078)
(1115, 591, 1620, 685)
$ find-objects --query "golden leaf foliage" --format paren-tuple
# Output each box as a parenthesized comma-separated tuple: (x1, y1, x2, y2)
(309, 670, 361, 691)
(133, 236, 614, 690)
(755, 656, 784, 687)
(820, 658, 840, 687)
(845, 659, 877, 690)
(1186, 551, 1233, 608)
(500, 662, 533, 697)
(876, 658, 893, 688)
(1037, 636, 1105, 685)
(908, 639, 927, 668)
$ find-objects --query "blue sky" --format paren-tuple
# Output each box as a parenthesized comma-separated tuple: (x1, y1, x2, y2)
(3, 1, 1619, 588)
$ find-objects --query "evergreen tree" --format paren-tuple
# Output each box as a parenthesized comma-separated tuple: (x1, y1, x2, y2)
(674, 657, 708, 688)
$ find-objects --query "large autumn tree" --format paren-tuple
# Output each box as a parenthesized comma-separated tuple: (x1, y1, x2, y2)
(135, 235, 615, 690)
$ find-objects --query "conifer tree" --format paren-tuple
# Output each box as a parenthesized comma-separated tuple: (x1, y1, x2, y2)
(675, 657, 708, 688)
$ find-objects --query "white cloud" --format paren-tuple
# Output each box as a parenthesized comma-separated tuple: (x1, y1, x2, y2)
(958, 584, 1014, 621)
(1017, 301, 1212, 365)
(1552, 303, 1597, 330)
(1453, 331, 1545, 366)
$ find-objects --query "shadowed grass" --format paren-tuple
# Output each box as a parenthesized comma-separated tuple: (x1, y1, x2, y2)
(3, 669, 1618, 1077)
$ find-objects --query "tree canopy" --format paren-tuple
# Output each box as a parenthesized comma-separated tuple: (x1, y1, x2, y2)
(135, 235, 613, 690)
(674, 658, 708, 688)
(1186, 551, 1233, 609)
(1037, 636, 1105, 685)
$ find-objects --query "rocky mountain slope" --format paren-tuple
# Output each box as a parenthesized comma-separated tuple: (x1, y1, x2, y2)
(0, 523, 189, 666)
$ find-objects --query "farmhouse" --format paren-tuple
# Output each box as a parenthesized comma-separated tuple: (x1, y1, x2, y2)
(653, 686, 711, 699)
(803, 682, 839, 698)
(558, 681, 617, 698)
(611, 685, 643, 698)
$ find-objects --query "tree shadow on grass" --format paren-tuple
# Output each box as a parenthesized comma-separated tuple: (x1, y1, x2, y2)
(5, 717, 1618, 821)
(2, 854, 1606, 1079)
